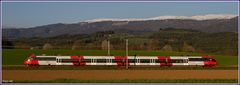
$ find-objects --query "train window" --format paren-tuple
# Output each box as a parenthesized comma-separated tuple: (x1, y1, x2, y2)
(212, 59, 216, 62)
(28, 58, 34, 60)
(172, 59, 185, 63)
(140, 59, 150, 63)
(113, 59, 123, 62)
(82, 59, 91, 62)
(188, 58, 205, 61)
(128, 59, 136, 63)
(27, 58, 31, 61)
(156, 59, 167, 63)
(61, 59, 79, 63)
(35, 57, 56, 61)
(206, 58, 216, 62)
(97, 59, 106, 63)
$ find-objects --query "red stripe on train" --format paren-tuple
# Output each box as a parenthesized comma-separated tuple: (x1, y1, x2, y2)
(24, 55, 39, 65)
(158, 56, 166, 66)
(167, 56, 172, 66)
(114, 56, 123, 66)
(79, 56, 86, 65)
(157, 56, 172, 66)
(70, 55, 80, 65)
(202, 56, 217, 66)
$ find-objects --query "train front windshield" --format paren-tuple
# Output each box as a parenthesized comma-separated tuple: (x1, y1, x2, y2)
(208, 58, 216, 62)
(26, 57, 34, 61)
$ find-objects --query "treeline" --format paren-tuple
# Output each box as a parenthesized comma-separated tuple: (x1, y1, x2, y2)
(2, 28, 238, 56)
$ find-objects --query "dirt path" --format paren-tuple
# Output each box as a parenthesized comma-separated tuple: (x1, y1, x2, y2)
(2, 70, 238, 80)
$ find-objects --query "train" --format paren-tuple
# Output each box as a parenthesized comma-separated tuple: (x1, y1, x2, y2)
(24, 55, 217, 66)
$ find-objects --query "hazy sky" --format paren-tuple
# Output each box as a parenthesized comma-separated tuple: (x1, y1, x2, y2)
(3, 2, 238, 28)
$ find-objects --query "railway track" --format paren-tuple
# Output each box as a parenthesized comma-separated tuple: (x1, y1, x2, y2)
(2, 65, 238, 70)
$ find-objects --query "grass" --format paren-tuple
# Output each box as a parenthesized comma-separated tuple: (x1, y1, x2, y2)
(2, 49, 238, 66)
(9, 79, 238, 83)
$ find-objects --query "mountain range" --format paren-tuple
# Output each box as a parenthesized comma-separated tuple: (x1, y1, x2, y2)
(3, 14, 238, 39)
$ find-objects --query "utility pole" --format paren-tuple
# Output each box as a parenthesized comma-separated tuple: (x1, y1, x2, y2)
(108, 40, 110, 56)
(108, 34, 111, 56)
(126, 39, 128, 69)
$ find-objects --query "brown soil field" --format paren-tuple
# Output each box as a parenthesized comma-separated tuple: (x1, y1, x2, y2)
(2, 70, 238, 81)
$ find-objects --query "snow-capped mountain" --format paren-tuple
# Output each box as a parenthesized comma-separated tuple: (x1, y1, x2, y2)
(85, 14, 237, 23)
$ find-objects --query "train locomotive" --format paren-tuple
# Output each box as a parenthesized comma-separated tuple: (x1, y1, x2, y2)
(24, 55, 217, 66)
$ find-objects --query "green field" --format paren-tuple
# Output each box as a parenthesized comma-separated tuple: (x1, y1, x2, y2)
(10, 79, 238, 83)
(2, 49, 238, 66)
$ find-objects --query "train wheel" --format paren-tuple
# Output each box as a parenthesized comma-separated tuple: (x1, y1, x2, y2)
(34, 65, 39, 68)
(209, 65, 215, 67)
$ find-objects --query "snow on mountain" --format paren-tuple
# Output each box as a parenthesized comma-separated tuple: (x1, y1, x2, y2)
(85, 14, 237, 23)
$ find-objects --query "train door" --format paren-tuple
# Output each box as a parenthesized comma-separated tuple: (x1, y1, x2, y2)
(56, 57, 62, 65)
(38, 57, 57, 65)
(136, 59, 140, 65)
(183, 59, 188, 65)
(150, 59, 156, 65)
(91, 59, 97, 65)
(106, 58, 112, 65)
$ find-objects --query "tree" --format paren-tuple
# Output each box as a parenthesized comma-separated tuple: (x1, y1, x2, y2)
(101, 40, 108, 50)
(72, 41, 82, 50)
(2, 38, 14, 49)
(182, 42, 195, 52)
(162, 44, 173, 51)
(139, 43, 147, 50)
(43, 43, 53, 50)
(14, 42, 31, 49)
(147, 39, 159, 50)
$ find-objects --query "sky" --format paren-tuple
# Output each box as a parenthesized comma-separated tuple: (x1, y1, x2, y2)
(2, 2, 238, 28)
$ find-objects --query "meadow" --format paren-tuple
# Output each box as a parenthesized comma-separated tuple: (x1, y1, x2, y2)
(2, 49, 238, 66)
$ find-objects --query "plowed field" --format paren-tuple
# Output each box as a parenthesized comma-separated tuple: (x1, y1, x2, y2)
(2, 70, 238, 81)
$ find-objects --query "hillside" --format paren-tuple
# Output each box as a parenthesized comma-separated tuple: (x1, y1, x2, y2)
(3, 16, 238, 39)
(3, 28, 238, 56)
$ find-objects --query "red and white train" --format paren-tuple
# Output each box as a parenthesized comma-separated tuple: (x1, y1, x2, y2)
(24, 55, 217, 66)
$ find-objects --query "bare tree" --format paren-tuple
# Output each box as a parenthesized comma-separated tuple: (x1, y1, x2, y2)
(14, 42, 31, 49)
(72, 41, 81, 50)
(43, 43, 53, 50)
(182, 42, 195, 52)
(148, 39, 158, 50)
(101, 40, 108, 50)
(162, 44, 173, 51)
